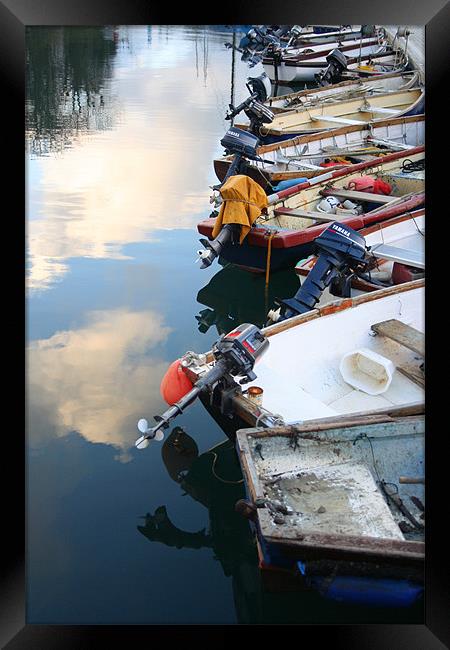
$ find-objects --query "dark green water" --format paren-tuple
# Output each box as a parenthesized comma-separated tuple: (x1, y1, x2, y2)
(26, 26, 423, 624)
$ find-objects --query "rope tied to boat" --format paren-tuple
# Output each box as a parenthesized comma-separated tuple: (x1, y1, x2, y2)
(265, 229, 277, 286)
(223, 197, 267, 209)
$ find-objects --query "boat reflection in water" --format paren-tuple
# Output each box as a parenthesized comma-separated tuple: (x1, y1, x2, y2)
(137, 427, 423, 623)
(137, 427, 263, 623)
(195, 264, 300, 334)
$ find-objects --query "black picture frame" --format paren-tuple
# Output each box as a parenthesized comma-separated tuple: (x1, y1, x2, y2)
(2, 0, 449, 646)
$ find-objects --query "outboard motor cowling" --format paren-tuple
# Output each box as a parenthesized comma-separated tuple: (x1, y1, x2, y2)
(247, 72, 272, 103)
(220, 128, 261, 159)
(315, 48, 349, 86)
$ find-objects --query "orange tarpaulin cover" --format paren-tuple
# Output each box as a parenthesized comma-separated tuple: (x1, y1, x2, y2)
(211, 174, 268, 244)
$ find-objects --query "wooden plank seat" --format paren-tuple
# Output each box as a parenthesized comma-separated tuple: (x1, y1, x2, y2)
(273, 208, 336, 223)
(371, 319, 424, 356)
(360, 106, 400, 115)
(320, 188, 396, 204)
(371, 318, 425, 388)
(370, 244, 425, 269)
(310, 115, 364, 126)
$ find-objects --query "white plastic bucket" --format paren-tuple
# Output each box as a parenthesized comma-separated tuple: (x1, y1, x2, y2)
(339, 348, 395, 395)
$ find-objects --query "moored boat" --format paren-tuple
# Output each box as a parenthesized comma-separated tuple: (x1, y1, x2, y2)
(199, 147, 425, 273)
(187, 279, 424, 433)
(235, 88, 424, 142)
(235, 403, 424, 606)
(264, 34, 386, 63)
(262, 45, 406, 84)
(265, 70, 420, 113)
(214, 113, 425, 191)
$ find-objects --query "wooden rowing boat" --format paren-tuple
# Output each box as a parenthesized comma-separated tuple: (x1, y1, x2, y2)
(236, 88, 424, 142)
(200, 147, 425, 272)
(265, 70, 420, 113)
(188, 280, 424, 433)
(282, 26, 371, 47)
(214, 114, 425, 191)
(235, 403, 424, 606)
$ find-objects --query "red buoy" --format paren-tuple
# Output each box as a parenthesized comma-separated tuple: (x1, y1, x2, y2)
(160, 359, 194, 405)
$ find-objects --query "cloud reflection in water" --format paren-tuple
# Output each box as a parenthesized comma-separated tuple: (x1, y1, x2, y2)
(27, 26, 244, 292)
(28, 309, 173, 459)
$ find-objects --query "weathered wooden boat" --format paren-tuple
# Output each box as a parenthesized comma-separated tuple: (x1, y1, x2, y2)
(265, 70, 420, 113)
(214, 113, 425, 192)
(282, 26, 371, 47)
(265, 34, 386, 63)
(236, 88, 424, 142)
(296, 208, 425, 293)
(180, 280, 424, 453)
(262, 44, 406, 84)
(199, 147, 425, 273)
(235, 403, 424, 606)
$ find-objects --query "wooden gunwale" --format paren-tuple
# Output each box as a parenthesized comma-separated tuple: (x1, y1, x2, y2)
(256, 114, 425, 154)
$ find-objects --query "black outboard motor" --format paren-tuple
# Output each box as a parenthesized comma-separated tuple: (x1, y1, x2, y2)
(135, 324, 269, 449)
(196, 74, 274, 270)
(315, 48, 349, 86)
(225, 73, 273, 130)
(236, 26, 284, 66)
(267, 222, 370, 323)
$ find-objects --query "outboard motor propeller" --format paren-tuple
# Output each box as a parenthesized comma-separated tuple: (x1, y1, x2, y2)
(267, 222, 370, 323)
(315, 48, 349, 86)
(135, 324, 269, 450)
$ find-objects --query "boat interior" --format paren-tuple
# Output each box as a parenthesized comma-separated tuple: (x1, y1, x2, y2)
(241, 413, 424, 545)
(266, 89, 423, 134)
(267, 71, 420, 112)
(256, 152, 425, 232)
(243, 284, 424, 423)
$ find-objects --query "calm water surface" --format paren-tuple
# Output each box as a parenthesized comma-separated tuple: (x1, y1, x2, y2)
(26, 26, 422, 624)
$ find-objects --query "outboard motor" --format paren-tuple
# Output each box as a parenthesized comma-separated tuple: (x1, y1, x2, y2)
(235, 26, 286, 66)
(196, 74, 274, 270)
(267, 222, 370, 323)
(315, 48, 349, 86)
(224, 72, 273, 132)
(135, 324, 269, 449)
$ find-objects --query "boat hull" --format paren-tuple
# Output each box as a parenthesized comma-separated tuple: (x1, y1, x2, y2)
(236, 407, 425, 606)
